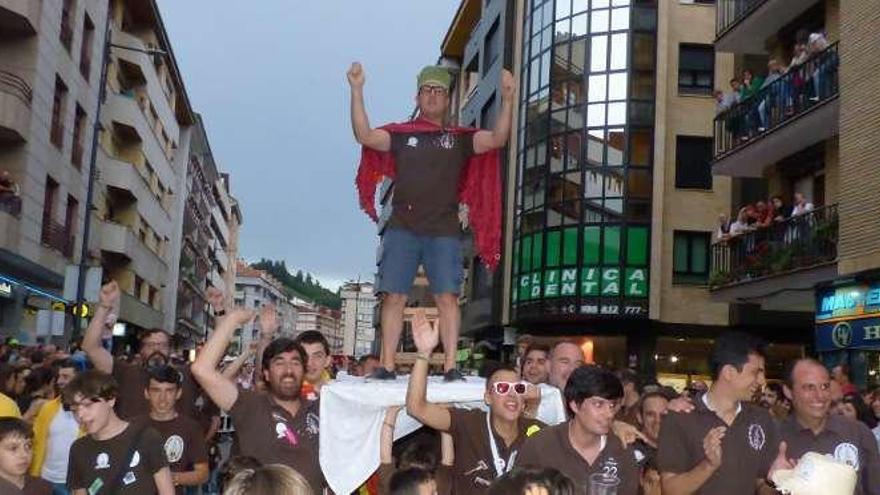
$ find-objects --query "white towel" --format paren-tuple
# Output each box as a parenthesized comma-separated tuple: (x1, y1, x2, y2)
(318, 375, 567, 494)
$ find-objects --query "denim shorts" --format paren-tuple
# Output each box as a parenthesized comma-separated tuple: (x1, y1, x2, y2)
(377, 228, 463, 295)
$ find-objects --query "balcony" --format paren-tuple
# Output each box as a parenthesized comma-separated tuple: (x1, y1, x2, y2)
(0, 69, 31, 142)
(0, 0, 40, 36)
(709, 204, 838, 306)
(713, 43, 839, 177)
(119, 291, 163, 331)
(99, 220, 167, 285)
(100, 149, 171, 232)
(715, 0, 820, 54)
(40, 219, 74, 258)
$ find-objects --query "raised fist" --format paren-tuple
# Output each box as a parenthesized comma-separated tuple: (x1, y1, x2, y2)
(347, 62, 365, 88)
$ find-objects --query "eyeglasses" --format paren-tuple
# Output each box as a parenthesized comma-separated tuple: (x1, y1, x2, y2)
(492, 381, 529, 396)
(419, 85, 448, 96)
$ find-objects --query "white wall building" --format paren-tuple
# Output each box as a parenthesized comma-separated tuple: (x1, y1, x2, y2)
(340, 281, 377, 357)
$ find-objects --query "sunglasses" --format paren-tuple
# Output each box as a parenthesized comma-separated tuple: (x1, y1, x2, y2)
(492, 381, 529, 396)
(419, 85, 448, 96)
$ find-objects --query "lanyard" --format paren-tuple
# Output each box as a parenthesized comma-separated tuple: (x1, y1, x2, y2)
(485, 411, 518, 478)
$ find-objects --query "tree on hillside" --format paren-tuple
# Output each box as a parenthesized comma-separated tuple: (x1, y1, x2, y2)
(251, 259, 341, 309)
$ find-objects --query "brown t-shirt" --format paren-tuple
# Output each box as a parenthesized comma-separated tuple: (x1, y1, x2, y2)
(0, 476, 52, 495)
(518, 421, 640, 495)
(389, 130, 474, 236)
(657, 397, 778, 495)
(137, 415, 209, 495)
(779, 415, 880, 495)
(112, 360, 200, 422)
(228, 390, 323, 493)
(67, 423, 168, 495)
(447, 408, 544, 494)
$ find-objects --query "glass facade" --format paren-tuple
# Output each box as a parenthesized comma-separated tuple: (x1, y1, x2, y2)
(512, 0, 657, 320)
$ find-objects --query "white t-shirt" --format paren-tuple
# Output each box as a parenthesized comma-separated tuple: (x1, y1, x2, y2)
(41, 408, 79, 483)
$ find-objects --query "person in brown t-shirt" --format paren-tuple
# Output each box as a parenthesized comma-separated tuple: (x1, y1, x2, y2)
(191, 306, 324, 493)
(135, 365, 209, 494)
(774, 358, 880, 495)
(0, 418, 51, 495)
(615, 369, 642, 427)
(81, 282, 210, 425)
(657, 331, 779, 495)
(348, 62, 515, 381)
(64, 370, 173, 494)
(378, 406, 453, 495)
(405, 310, 545, 494)
(518, 365, 639, 495)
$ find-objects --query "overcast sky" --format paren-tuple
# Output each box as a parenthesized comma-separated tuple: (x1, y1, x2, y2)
(156, 1, 460, 290)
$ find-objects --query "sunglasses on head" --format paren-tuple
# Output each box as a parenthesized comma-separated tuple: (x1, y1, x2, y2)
(492, 381, 529, 396)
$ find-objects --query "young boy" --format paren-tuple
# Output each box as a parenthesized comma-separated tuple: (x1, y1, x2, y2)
(135, 365, 208, 494)
(64, 370, 173, 495)
(0, 417, 51, 495)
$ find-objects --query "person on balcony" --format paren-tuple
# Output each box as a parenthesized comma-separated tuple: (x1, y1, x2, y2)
(0, 171, 22, 215)
(715, 213, 732, 242)
(771, 196, 791, 222)
(758, 60, 786, 132)
(729, 208, 751, 237)
(808, 32, 833, 102)
(738, 70, 764, 139)
(791, 192, 814, 216)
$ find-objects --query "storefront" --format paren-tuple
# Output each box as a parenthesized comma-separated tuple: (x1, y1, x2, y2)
(815, 279, 880, 390)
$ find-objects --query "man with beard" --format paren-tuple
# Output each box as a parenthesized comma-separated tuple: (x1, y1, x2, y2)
(135, 366, 208, 494)
(517, 365, 640, 495)
(65, 370, 173, 495)
(191, 307, 323, 493)
(520, 344, 550, 386)
(82, 282, 206, 425)
(633, 391, 670, 495)
(406, 309, 544, 493)
(770, 358, 880, 495)
(29, 359, 80, 493)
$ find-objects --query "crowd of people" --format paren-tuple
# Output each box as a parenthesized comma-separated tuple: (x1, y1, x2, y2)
(714, 29, 836, 144)
(0, 281, 879, 494)
(715, 191, 815, 242)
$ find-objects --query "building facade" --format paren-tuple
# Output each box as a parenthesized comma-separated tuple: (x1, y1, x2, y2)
(709, 0, 879, 388)
(294, 301, 343, 355)
(234, 261, 295, 353)
(340, 281, 377, 357)
(0, 0, 109, 342)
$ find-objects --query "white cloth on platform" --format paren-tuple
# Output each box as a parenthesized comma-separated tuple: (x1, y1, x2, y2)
(318, 374, 567, 494)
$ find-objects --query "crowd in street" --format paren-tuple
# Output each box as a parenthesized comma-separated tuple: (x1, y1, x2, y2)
(714, 29, 836, 144)
(0, 281, 879, 494)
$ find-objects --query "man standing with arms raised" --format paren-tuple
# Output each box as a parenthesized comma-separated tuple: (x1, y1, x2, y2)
(348, 61, 514, 381)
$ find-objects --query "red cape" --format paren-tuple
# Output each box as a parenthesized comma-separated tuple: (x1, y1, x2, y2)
(355, 118, 501, 270)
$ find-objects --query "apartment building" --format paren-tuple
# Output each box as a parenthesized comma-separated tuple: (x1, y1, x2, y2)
(0, 0, 109, 341)
(709, 0, 879, 388)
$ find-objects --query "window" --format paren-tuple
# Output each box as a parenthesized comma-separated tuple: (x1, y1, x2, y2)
(484, 19, 501, 74)
(673, 231, 711, 284)
(675, 136, 713, 189)
(678, 44, 714, 95)
(72, 104, 87, 168)
(134, 275, 144, 300)
(50, 76, 69, 149)
(60, 0, 75, 51)
(43, 177, 59, 224)
(79, 13, 95, 79)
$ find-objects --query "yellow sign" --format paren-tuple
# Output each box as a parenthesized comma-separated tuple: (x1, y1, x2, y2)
(70, 303, 90, 318)
(52, 302, 67, 312)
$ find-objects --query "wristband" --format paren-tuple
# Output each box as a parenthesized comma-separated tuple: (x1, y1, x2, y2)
(383, 421, 395, 428)
(214, 309, 227, 317)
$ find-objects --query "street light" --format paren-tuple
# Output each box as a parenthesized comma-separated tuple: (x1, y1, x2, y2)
(69, 15, 167, 342)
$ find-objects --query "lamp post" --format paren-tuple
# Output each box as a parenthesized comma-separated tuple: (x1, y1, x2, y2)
(69, 13, 167, 343)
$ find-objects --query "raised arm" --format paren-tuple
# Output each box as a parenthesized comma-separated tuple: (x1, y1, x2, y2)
(405, 309, 451, 432)
(81, 281, 118, 373)
(191, 308, 255, 411)
(473, 69, 515, 154)
(221, 343, 254, 381)
(252, 303, 279, 389)
(348, 62, 391, 152)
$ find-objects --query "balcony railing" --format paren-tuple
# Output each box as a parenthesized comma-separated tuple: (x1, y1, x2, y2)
(710, 204, 838, 288)
(41, 219, 74, 258)
(714, 42, 839, 160)
(716, 0, 767, 38)
(0, 69, 32, 106)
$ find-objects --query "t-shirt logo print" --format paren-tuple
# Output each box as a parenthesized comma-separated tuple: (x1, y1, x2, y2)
(275, 421, 298, 446)
(406, 136, 418, 148)
(833, 442, 860, 470)
(437, 133, 455, 150)
(95, 452, 110, 470)
(164, 435, 185, 463)
(748, 424, 766, 451)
